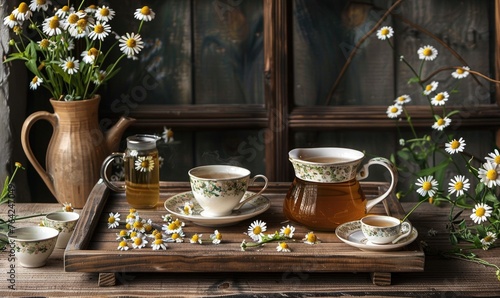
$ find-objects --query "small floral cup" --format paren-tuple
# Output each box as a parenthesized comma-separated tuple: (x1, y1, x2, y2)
(8, 226, 59, 268)
(43, 211, 80, 249)
(360, 215, 412, 244)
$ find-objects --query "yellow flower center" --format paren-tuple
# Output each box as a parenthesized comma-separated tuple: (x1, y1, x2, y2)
(144, 224, 152, 233)
(484, 235, 493, 242)
(154, 239, 163, 245)
(307, 233, 317, 243)
(457, 68, 464, 74)
(94, 24, 104, 34)
(18, 2, 29, 13)
(425, 84, 432, 91)
(283, 227, 291, 235)
(119, 230, 127, 236)
(422, 181, 432, 191)
(191, 234, 199, 241)
(141, 6, 152, 15)
(31, 76, 39, 83)
(126, 38, 137, 48)
(475, 207, 486, 217)
(119, 240, 127, 247)
(66, 61, 75, 69)
(129, 231, 137, 238)
(129, 208, 136, 213)
(99, 8, 110, 17)
(108, 216, 115, 223)
(487, 169, 497, 181)
(450, 140, 460, 149)
(49, 16, 60, 29)
(216, 233, 222, 240)
(88, 5, 97, 10)
(423, 48, 432, 56)
(39, 39, 49, 48)
(37, 0, 47, 5)
(435, 94, 444, 101)
(253, 226, 262, 234)
(183, 206, 190, 213)
(279, 242, 289, 249)
(437, 119, 444, 126)
(172, 233, 179, 240)
(168, 222, 177, 230)
(77, 18, 87, 29)
(61, 5, 70, 12)
(8, 14, 15, 21)
(125, 223, 131, 230)
(141, 160, 150, 168)
(134, 238, 143, 245)
(390, 107, 398, 113)
(88, 47, 99, 57)
(495, 156, 500, 164)
(155, 233, 163, 239)
(133, 221, 143, 229)
(67, 14, 79, 24)
(454, 181, 463, 190)
(381, 28, 389, 36)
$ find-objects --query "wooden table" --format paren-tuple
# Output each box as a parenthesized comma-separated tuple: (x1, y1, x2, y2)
(1, 182, 500, 297)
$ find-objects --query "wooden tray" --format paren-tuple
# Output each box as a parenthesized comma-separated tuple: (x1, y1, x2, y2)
(64, 181, 424, 286)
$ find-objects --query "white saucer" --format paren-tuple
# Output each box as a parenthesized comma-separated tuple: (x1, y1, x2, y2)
(335, 220, 418, 252)
(164, 191, 271, 227)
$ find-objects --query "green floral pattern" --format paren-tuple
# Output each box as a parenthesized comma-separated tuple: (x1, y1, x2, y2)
(291, 161, 359, 183)
(190, 177, 247, 199)
(15, 238, 57, 255)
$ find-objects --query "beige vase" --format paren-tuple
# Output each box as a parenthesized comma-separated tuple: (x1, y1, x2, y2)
(21, 95, 135, 208)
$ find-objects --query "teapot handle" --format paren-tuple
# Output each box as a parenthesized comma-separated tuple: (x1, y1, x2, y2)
(356, 157, 398, 212)
(21, 111, 58, 197)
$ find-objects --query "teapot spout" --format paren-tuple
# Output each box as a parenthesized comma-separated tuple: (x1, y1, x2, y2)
(105, 116, 136, 152)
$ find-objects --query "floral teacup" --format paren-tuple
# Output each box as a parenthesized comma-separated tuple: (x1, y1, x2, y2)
(8, 226, 59, 268)
(360, 215, 412, 244)
(43, 212, 80, 249)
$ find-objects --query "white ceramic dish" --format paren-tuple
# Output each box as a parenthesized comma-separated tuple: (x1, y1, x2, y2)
(164, 191, 271, 227)
(335, 220, 418, 252)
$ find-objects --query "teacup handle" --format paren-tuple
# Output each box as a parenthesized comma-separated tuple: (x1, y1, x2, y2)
(100, 153, 126, 192)
(356, 157, 398, 212)
(392, 221, 412, 244)
(233, 175, 269, 210)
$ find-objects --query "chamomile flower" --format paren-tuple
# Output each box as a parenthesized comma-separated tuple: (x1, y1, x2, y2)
(451, 66, 470, 79)
(376, 26, 393, 40)
(119, 32, 144, 58)
(152, 238, 168, 250)
(134, 6, 155, 22)
(3, 14, 19, 28)
(42, 15, 62, 36)
(163, 127, 174, 143)
(485, 149, 500, 166)
(55, 5, 72, 18)
(432, 116, 451, 131)
(134, 155, 154, 172)
(29, 0, 52, 12)
(478, 161, 500, 188)
(116, 229, 129, 241)
(81, 48, 100, 64)
(303, 232, 318, 245)
(190, 233, 203, 244)
(415, 175, 438, 197)
(470, 203, 493, 224)
(169, 232, 184, 243)
(386, 104, 403, 118)
(88, 21, 111, 41)
(179, 202, 194, 215)
(431, 91, 449, 106)
(445, 137, 466, 154)
(60, 57, 79, 75)
(394, 95, 411, 105)
(448, 175, 470, 197)
(62, 202, 74, 212)
(131, 235, 148, 249)
(107, 212, 120, 229)
(480, 232, 497, 249)
(279, 225, 295, 238)
(211, 230, 222, 244)
(95, 5, 115, 22)
(417, 45, 438, 61)
(13, 2, 33, 21)
(85, 5, 98, 15)
(247, 220, 267, 241)
(93, 70, 107, 85)
(162, 220, 183, 235)
(29, 76, 43, 90)
(276, 242, 291, 252)
(423, 81, 439, 95)
(131, 218, 146, 233)
(117, 240, 129, 251)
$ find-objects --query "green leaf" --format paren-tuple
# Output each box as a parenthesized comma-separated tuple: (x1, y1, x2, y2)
(407, 77, 420, 84)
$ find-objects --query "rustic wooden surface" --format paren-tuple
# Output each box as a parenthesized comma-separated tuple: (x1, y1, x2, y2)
(1, 182, 500, 296)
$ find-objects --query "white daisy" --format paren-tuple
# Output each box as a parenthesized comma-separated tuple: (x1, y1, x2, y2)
(162, 219, 184, 235)
(169, 232, 184, 243)
(445, 137, 466, 154)
(13, 2, 33, 21)
(3, 14, 19, 28)
(179, 202, 194, 215)
(55, 5, 73, 18)
(386, 104, 403, 118)
(131, 235, 148, 249)
(447, 175, 470, 197)
(431, 91, 449, 106)
(151, 238, 168, 250)
(247, 220, 267, 241)
(279, 225, 295, 238)
(29, 0, 52, 12)
(69, 18, 91, 39)
(485, 149, 500, 166)
(394, 94, 411, 105)
(134, 6, 155, 22)
(115, 229, 129, 241)
(423, 81, 439, 95)
(119, 32, 144, 57)
(190, 233, 203, 244)
(134, 155, 154, 172)
(29, 76, 43, 90)
(63, 12, 80, 30)
(93, 70, 107, 84)
(418, 45, 438, 61)
(432, 116, 451, 131)
(95, 5, 115, 22)
(162, 127, 174, 143)
(451, 66, 470, 79)
(210, 230, 222, 244)
(276, 242, 291, 252)
(415, 175, 438, 197)
(62, 202, 74, 212)
(376, 26, 393, 40)
(59, 56, 79, 75)
(42, 15, 62, 36)
(85, 4, 98, 15)
(478, 161, 500, 188)
(303, 232, 318, 245)
(81, 47, 101, 64)
(107, 212, 120, 229)
(117, 240, 129, 251)
(470, 203, 492, 224)
(88, 21, 111, 41)
(480, 232, 497, 249)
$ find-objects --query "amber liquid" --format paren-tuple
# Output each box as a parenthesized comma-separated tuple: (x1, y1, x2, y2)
(283, 177, 366, 231)
(124, 151, 160, 208)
